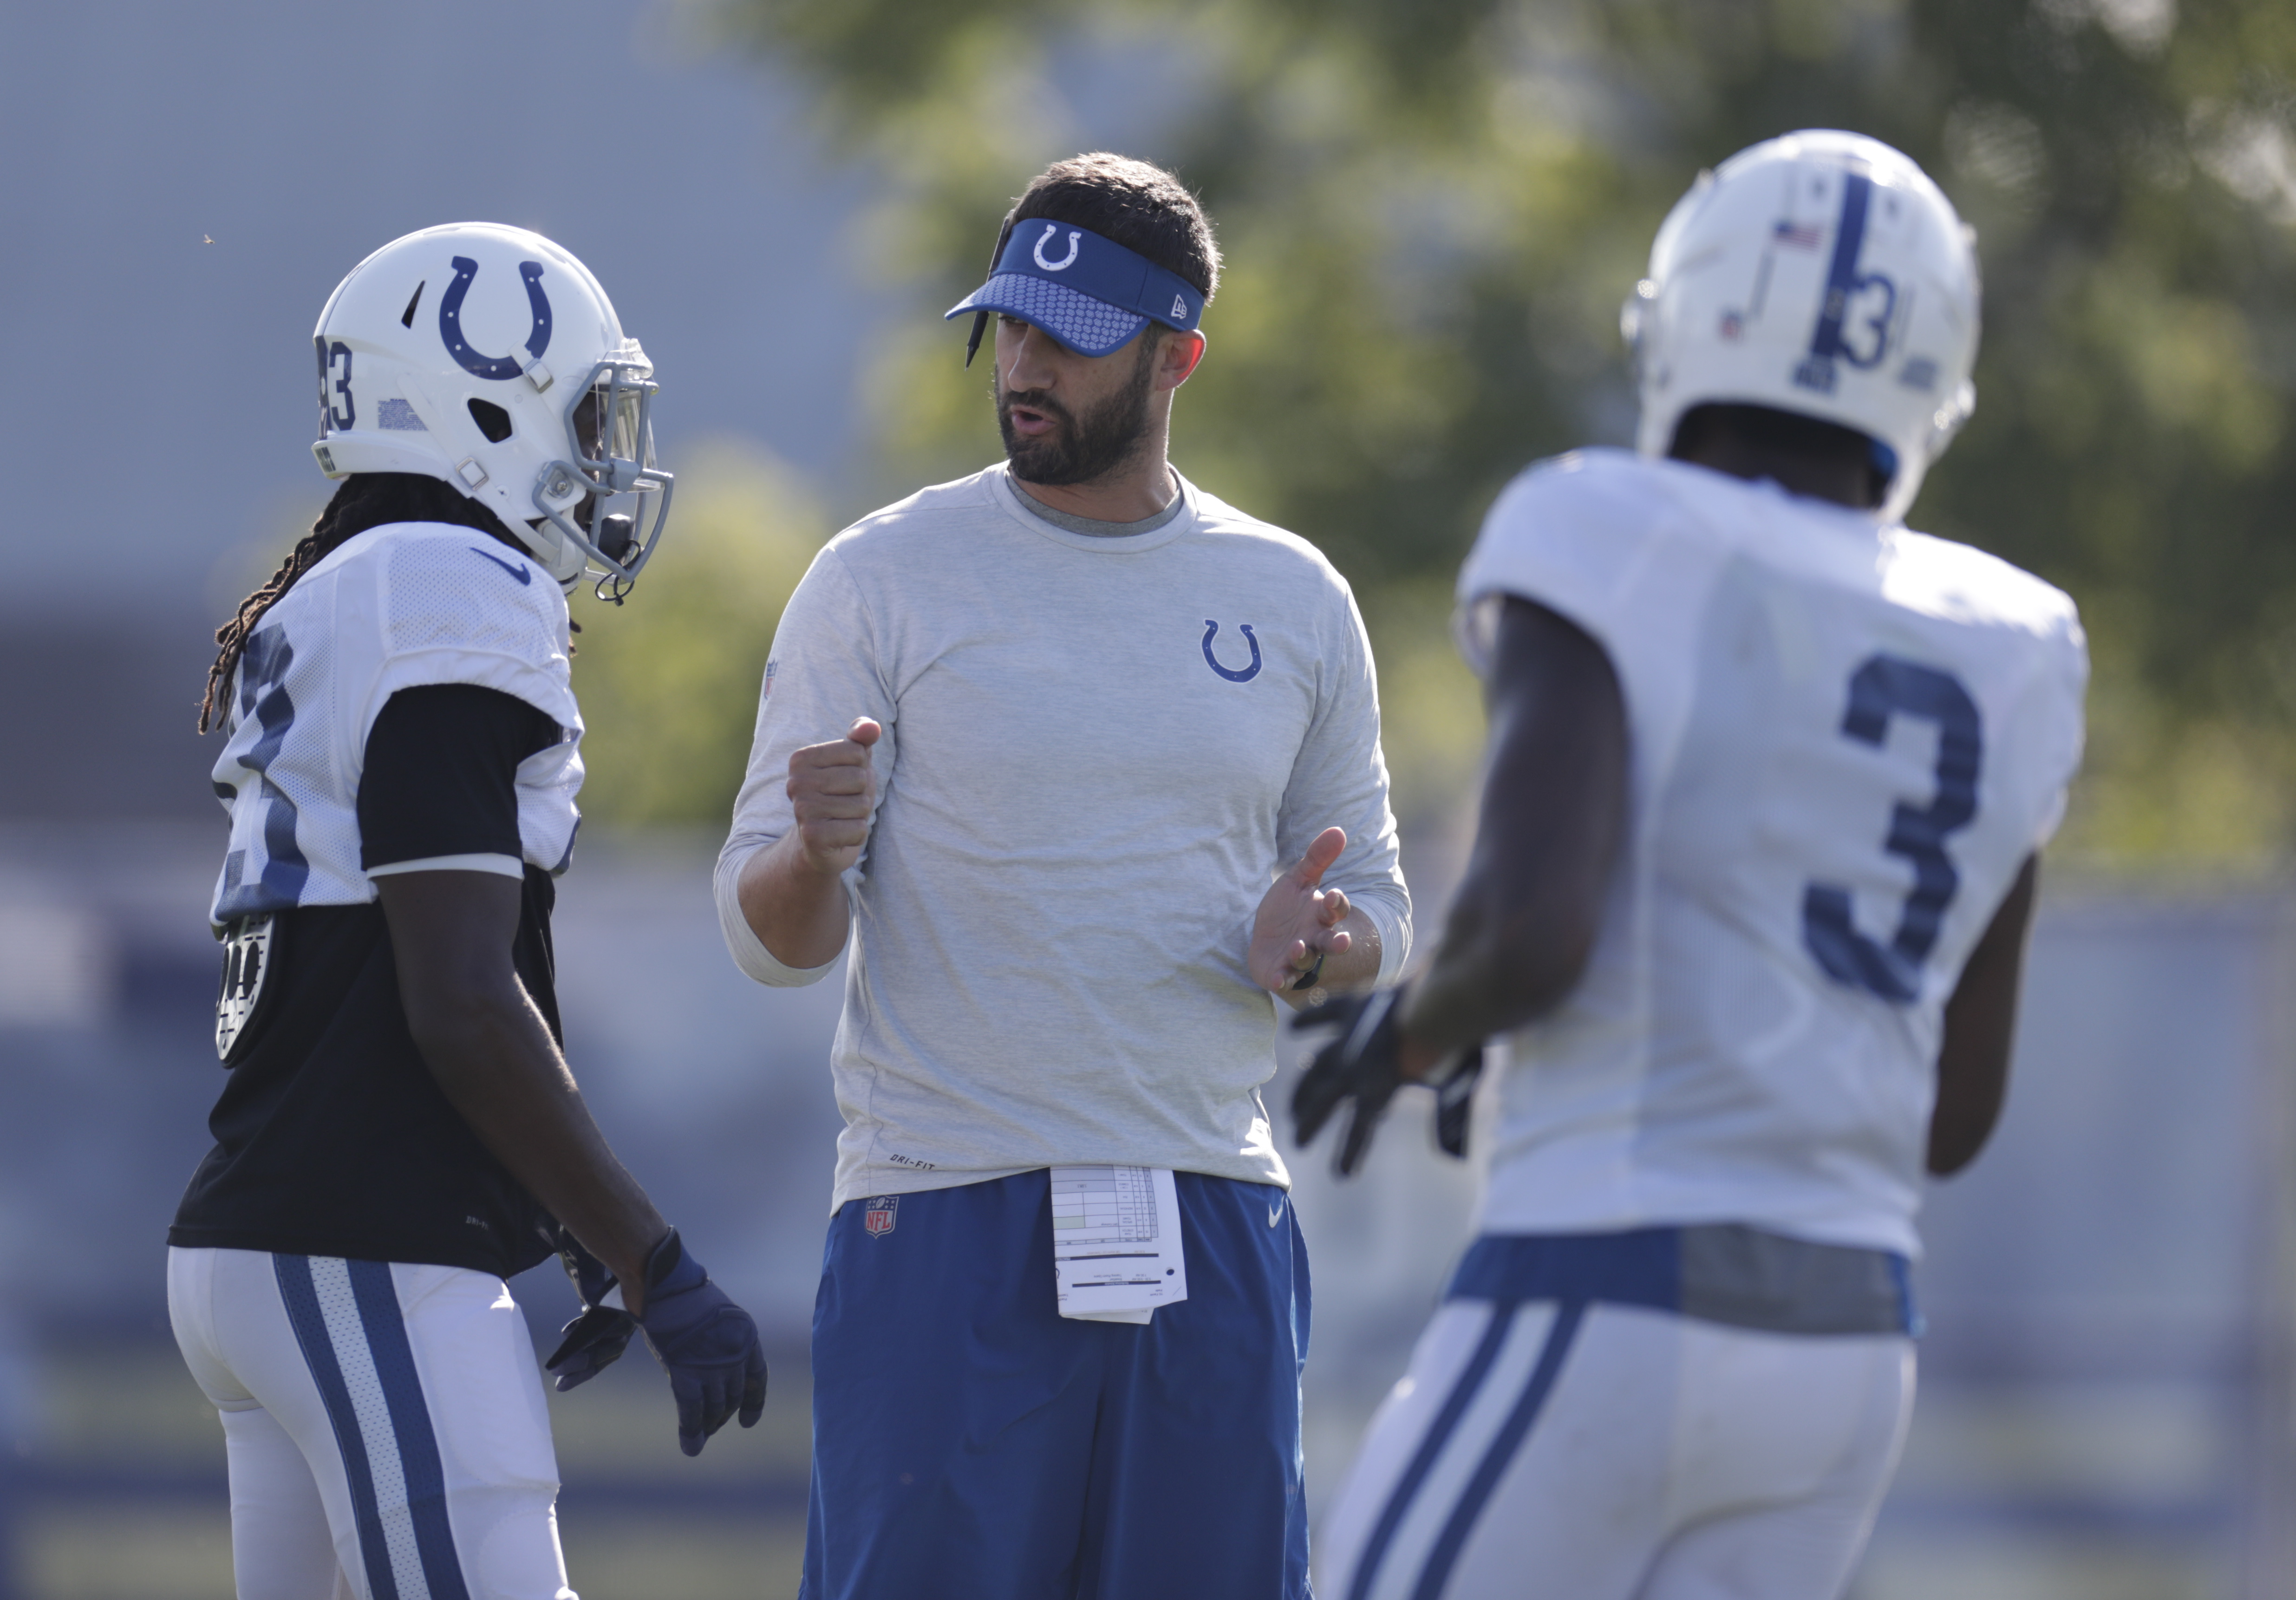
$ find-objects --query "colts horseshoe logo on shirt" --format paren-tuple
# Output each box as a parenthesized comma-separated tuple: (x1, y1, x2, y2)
(1201, 620, 1263, 683)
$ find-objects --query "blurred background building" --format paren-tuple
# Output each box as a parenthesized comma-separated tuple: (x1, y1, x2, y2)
(3, 0, 2294, 1595)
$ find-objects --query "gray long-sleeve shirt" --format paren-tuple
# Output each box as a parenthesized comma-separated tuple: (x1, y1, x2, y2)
(716, 465, 1410, 1211)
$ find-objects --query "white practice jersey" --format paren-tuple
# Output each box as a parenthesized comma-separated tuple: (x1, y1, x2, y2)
(1457, 450, 2087, 1257)
(209, 521, 584, 925)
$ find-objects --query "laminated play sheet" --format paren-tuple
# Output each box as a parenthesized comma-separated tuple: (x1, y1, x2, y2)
(1050, 1164, 1188, 1324)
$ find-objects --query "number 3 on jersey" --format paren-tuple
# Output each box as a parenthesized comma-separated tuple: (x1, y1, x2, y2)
(1802, 654, 1983, 1005)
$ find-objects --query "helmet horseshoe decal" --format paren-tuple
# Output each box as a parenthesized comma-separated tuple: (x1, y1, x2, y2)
(439, 256, 553, 380)
(1033, 224, 1082, 272)
(1202, 620, 1263, 682)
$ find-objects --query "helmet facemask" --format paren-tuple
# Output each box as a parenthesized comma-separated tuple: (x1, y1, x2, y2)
(528, 345, 673, 601)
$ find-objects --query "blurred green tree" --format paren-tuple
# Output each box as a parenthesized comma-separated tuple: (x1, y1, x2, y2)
(571, 447, 823, 826)
(710, 0, 2296, 865)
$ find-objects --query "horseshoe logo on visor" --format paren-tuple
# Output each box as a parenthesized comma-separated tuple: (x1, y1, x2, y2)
(439, 256, 553, 380)
(1033, 224, 1081, 272)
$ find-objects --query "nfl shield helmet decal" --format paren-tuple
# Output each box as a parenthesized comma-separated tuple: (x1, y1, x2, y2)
(863, 1195, 899, 1238)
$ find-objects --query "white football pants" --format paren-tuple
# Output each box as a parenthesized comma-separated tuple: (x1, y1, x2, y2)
(1318, 1300, 1912, 1600)
(168, 1246, 576, 1600)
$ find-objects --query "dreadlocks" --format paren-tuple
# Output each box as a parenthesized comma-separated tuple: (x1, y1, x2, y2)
(200, 473, 528, 733)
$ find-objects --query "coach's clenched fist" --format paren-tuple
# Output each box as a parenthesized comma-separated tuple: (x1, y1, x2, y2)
(788, 718, 881, 875)
(736, 716, 882, 970)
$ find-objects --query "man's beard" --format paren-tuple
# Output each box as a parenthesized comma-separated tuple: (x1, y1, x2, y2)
(997, 334, 1158, 487)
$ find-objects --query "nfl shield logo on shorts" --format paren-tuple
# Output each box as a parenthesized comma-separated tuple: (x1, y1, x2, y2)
(863, 1196, 899, 1238)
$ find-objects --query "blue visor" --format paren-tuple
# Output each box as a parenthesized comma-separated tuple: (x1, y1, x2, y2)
(945, 221, 1206, 357)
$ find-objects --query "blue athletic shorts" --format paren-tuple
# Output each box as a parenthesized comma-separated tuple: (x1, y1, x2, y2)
(804, 1169, 1312, 1600)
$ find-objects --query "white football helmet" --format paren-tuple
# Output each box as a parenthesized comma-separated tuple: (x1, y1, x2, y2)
(308, 222, 672, 594)
(1623, 131, 1980, 523)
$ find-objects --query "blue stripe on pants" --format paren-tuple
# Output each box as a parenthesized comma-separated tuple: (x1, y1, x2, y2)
(347, 1260, 471, 1600)
(273, 1256, 472, 1600)
(274, 1254, 401, 1600)
(1345, 1304, 1521, 1600)
(1410, 1301, 1586, 1599)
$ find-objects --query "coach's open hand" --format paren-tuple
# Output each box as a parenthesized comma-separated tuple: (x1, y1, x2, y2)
(1249, 826, 1371, 1003)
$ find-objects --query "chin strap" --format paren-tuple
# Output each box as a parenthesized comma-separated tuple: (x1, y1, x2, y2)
(964, 212, 1020, 369)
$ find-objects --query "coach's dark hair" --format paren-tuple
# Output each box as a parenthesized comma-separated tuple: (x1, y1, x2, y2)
(1005, 152, 1221, 301)
(200, 473, 526, 732)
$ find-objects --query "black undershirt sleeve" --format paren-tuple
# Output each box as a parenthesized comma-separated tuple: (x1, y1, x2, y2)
(358, 684, 564, 871)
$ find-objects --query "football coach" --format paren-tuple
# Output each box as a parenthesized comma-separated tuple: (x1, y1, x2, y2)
(716, 152, 1409, 1600)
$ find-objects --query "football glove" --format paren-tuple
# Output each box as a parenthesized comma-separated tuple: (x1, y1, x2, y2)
(545, 1234, 637, 1393)
(1291, 986, 1484, 1177)
(634, 1229, 768, 1457)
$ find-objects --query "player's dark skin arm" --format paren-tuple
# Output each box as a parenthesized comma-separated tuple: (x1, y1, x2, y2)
(1928, 854, 2039, 1176)
(1398, 597, 1630, 1065)
(378, 870, 667, 1313)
